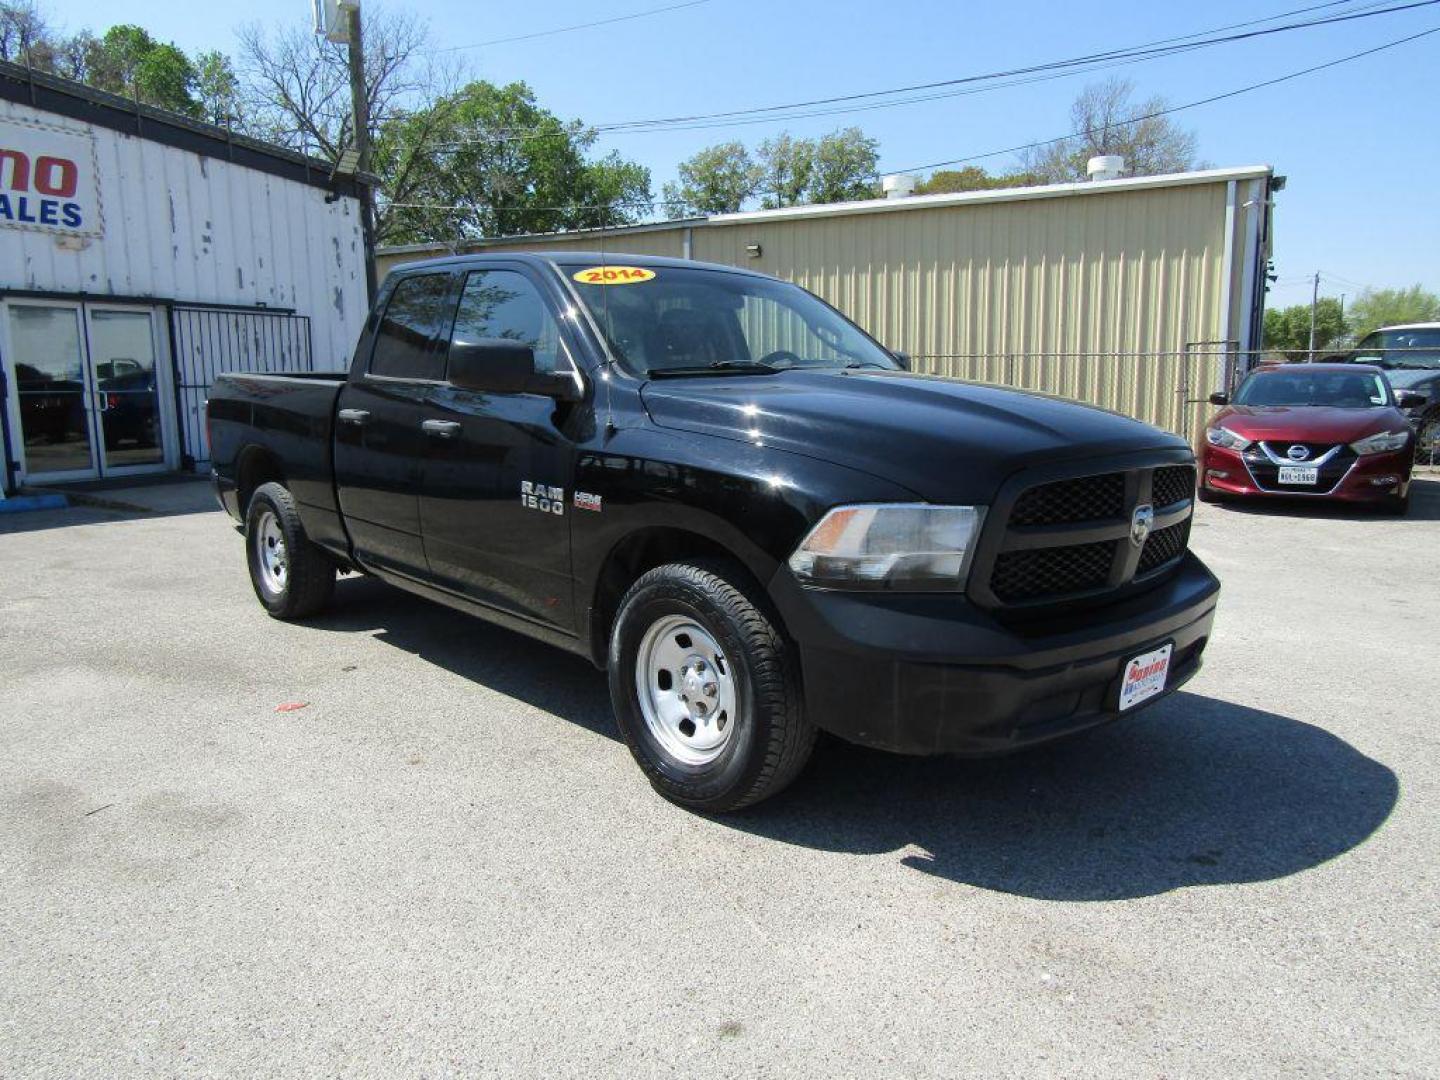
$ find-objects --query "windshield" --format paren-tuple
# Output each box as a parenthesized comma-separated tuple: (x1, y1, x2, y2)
(1233, 368, 1392, 408)
(561, 262, 900, 376)
(1352, 328, 1440, 369)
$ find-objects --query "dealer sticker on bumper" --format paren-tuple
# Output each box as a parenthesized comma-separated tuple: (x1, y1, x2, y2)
(1119, 643, 1173, 711)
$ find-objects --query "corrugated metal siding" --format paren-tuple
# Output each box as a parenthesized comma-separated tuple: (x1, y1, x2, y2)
(0, 98, 367, 371)
(694, 184, 1228, 434)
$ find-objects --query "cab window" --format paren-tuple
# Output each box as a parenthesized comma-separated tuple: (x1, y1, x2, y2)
(449, 270, 566, 374)
(370, 273, 452, 380)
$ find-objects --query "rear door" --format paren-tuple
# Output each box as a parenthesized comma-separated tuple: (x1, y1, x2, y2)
(417, 264, 583, 631)
(334, 270, 457, 578)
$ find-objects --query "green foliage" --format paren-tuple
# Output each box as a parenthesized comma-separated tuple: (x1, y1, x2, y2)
(1346, 286, 1440, 341)
(1262, 299, 1348, 358)
(662, 142, 757, 216)
(807, 128, 880, 204)
(666, 127, 881, 214)
(192, 50, 241, 127)
(915, 166, 1041, 194)
(376, 81, 653, 244)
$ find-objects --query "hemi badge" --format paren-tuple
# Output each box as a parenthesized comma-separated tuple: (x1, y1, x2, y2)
(574, 491, 603, 512)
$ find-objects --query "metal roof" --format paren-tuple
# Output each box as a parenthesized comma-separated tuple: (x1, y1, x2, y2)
(0, 59, 366, 197)
(710, 166, 1275, 226)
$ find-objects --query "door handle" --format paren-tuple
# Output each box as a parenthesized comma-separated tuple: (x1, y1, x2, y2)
(421, 419, 463, 439)
(337, 408, 371, 425)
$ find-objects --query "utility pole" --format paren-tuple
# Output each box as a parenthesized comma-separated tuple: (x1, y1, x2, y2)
(1307, 270, 1320, 357)
(343, 3, 377, 304)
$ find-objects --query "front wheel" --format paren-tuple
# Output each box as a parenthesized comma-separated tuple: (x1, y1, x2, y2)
(245, 481, 335, 619)
(608, 560, 816, 812)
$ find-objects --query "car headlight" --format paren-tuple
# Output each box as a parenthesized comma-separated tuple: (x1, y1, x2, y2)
(1205, 426, 1251, 451)
(788, 504, 984, 591)
(1350, 429, 1411, 455)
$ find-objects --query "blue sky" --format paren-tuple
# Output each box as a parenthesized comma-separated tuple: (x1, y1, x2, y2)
(37, 0, 1440, 310)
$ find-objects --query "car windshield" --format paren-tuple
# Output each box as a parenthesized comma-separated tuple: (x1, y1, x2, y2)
(1233, 368, 1391, 408)
(1352, 329, 1440, 369)
(561, 262, 900, 376)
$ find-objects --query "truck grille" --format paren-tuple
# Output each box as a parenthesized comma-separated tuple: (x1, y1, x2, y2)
(973, 460, 1196, 610)
(991, 541, 1115, 603)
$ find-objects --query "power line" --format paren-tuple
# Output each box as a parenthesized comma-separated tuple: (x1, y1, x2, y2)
(882, 24, 1440, 175)
(409, 0, 1432, 152)
(427, 0, 711, 54)
(588, 0, 1432, 132)
(379, 24, 1437, 223)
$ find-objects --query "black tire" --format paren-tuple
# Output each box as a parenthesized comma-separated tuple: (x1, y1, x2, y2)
(1384, 491, 1411, 517)
(608, 559, 816, 812)
(245, 481, 335, 619)
(1198, 486, 1220, 504)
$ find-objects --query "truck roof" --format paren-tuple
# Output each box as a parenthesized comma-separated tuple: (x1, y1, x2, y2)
(390, 250, 777, 281)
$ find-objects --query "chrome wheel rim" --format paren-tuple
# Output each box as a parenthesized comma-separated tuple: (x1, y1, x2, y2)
(255, 510, 288, 594)
(635, 614, 738, 767)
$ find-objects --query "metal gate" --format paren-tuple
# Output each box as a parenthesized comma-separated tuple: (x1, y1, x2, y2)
(170, 306, 313, 466)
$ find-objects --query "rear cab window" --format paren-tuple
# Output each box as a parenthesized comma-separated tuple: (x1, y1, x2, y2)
(369, 273, 453, 380)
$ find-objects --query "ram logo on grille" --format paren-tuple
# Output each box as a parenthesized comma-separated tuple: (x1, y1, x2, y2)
(1130, 504, 1155, 547)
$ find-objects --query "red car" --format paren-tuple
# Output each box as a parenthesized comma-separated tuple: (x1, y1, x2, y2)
(1200, 363, 1423, 515)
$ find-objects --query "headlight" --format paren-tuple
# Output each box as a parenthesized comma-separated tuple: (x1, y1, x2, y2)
(788, 504, 984, 591)
(1350, 429, 1410, 455)
(1205, 426, 1251, 451)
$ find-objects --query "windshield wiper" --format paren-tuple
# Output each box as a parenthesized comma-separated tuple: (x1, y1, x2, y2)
(647, 360, 783, 378)
(844, 361, 894, 370)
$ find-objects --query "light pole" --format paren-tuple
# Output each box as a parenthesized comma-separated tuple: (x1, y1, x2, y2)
(317, 0, 377, 304)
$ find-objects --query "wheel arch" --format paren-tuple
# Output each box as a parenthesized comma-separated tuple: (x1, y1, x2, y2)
(235, 444, 286, 516)
(585, 523, 783, 668)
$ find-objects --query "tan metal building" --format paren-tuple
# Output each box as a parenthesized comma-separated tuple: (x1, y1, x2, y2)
(377, 165, 1276, 437)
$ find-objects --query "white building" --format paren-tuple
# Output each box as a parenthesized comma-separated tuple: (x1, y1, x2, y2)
(0, 60, 370, 494)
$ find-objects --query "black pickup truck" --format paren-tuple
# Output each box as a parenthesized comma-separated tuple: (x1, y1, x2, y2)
(209, 253, 1219, 810)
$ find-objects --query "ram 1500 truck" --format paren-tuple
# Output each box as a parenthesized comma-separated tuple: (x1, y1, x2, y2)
(209, 253, 1220, 811)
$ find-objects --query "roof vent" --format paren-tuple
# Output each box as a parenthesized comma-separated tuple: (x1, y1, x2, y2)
(882, 173, 918, 199)
(1087, 155, 1125, 181)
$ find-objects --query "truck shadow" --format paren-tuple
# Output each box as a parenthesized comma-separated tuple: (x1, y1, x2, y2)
(726, 692, 1398, 900)
(311, 577, 1397, 902)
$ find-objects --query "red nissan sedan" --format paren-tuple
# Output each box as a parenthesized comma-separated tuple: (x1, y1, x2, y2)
(1200, 363, 1423, 515)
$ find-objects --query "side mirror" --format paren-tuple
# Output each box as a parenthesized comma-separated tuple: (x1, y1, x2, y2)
(892, 350, 911, 370)
(1396, 391, 1428, 410)
(1208, 392, 1230, 406)
(446, 339, 581, 401)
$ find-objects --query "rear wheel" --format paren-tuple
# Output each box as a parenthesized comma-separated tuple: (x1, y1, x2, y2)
(608, 560, 816, 812)
(245, 481, 335, 619)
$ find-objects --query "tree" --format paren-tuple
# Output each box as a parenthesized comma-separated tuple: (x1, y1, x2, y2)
(1345, 286, 1440, 341)
(0, 1, 49, 64)
(376, 81, 652, 244)
(193, 50, 242, 127)
(1262, 299, 1348, 359)
(755, 133, 814, 209)
(915, 166, 1040, 195)
(808, 127, 880, 204)
(83, 25, 201, 115)
(1020, 78, 1200, 183)
(237, 8, 453, 161)
(662, 142, 757, 215)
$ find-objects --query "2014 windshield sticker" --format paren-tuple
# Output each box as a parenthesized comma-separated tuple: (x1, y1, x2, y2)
(572, 266, 656, 285)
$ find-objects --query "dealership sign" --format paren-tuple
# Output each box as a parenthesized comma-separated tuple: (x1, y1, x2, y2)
(0, 117, 102, 238)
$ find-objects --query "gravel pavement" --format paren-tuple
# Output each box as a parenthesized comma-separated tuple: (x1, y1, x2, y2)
(2, 478, 1436, 1078)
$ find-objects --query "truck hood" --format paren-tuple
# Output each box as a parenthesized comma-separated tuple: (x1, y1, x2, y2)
(1212, 404, 1407, 444)
(640, 369, 1185, 502)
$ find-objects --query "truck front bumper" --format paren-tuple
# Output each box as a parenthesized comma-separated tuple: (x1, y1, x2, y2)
(768, 554, 1219, 756)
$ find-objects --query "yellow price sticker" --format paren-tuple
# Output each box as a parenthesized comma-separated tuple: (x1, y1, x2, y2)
(572, 266, 657, 285)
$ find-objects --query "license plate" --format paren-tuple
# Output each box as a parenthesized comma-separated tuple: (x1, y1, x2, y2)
(1277, 465, 1318, 485)
(1119, 644, 1172, 711)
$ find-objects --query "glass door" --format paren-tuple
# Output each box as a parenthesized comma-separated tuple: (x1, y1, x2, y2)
(3, 300, 174, 485)
(85, 307, 167, 474)
(5, 301, 99, 482)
